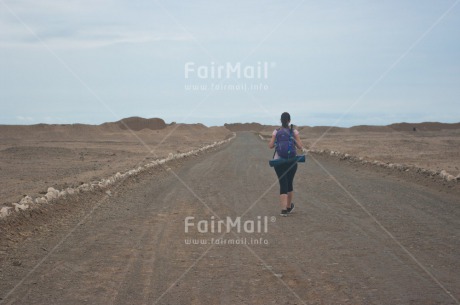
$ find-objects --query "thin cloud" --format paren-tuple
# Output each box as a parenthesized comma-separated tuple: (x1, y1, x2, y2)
(0, 1, 192, 49)
(15, 116, 34, 122)
(0, 22, 192, 49)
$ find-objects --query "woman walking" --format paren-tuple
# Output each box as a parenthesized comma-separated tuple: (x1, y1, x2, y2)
(268, 112, 306, 216)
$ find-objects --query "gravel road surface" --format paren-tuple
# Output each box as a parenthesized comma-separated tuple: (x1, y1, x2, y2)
(1, 132, 459, 305)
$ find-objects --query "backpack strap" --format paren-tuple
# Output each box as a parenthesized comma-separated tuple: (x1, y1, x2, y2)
(273, 128, 280, 159)
(287, 125, 294, 158)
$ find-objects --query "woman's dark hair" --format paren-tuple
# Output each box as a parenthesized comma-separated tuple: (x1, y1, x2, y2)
(281, 112, 291, 128)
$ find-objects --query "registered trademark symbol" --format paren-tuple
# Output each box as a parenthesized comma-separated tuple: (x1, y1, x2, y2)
(271, 216, 276, 222)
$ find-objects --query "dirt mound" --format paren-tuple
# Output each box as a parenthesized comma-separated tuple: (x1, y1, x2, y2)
(305, 126, 346, 133)
(389, 122, 460, 132)
(350, 125, 394, 132)
(164, 123, 207, 132)
(267, 122, 460, 133)
(224, 123, 264, 132)
(109, 117, 167, 131)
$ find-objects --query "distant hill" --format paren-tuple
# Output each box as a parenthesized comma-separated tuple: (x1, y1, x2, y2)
(224, 123, 264, 132)
(388, 122, 460, 132)
(103, 117, 167, 131)
(0, 117, 231, 142)
(224, 122, 460, 133)
(2, 118, 459, 134)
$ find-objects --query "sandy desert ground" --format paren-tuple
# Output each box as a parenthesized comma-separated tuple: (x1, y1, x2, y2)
(1, 120, 459, 211)
(255, 122, 460, 179)
(0, 117, 232, 206)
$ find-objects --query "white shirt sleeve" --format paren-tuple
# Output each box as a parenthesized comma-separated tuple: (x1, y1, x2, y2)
(273, 129, 299, 136)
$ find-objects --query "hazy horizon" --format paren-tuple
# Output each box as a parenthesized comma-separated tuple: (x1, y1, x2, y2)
(3, 116, 460, 129)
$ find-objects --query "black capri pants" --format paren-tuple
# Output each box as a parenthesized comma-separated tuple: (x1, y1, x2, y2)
(274, 161, 298, 195)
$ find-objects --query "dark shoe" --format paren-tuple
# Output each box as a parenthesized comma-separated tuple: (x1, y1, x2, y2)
(287, 202, 295, 214)
(280, 210, 288, 217)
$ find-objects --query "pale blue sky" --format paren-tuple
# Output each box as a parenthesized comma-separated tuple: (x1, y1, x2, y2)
(1, 0, 459, 126)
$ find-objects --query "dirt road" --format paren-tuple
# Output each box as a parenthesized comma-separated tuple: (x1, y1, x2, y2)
(1, 132, 459, 305)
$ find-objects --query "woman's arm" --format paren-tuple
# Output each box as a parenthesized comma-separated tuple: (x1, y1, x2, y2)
(294, 133, 304, 150)
(268, 134, 276, 149)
